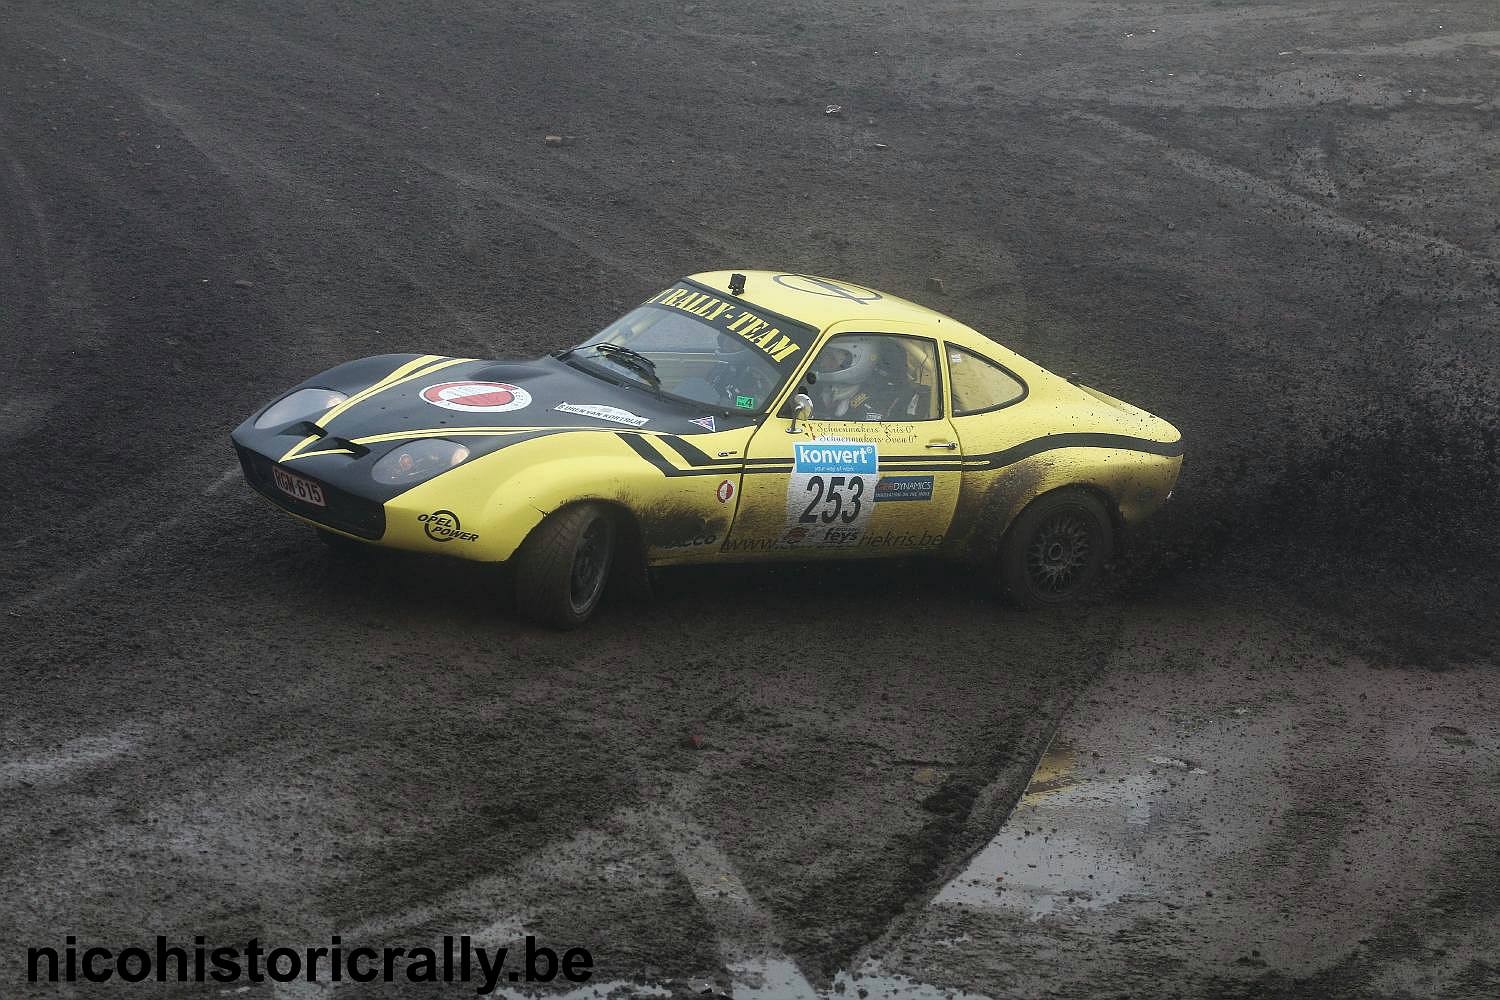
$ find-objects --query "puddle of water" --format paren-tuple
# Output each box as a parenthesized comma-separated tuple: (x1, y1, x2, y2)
(490, 981, 671, 1000)
(828, 964, 995, 1000)
(727, 956, 819, 999)
(931, 740, 1201, 920)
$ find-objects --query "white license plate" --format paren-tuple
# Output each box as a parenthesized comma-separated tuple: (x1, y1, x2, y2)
(270, 465, 327, 507)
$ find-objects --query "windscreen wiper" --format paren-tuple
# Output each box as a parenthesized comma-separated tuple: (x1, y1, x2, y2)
(592, 343, 661, 391)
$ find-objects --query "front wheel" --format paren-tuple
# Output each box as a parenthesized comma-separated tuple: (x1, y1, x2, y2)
(513, 503, 617, 629)
(999, 489, 1113, 607)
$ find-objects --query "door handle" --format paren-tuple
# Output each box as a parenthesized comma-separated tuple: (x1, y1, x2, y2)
(925, 441, 958, 450)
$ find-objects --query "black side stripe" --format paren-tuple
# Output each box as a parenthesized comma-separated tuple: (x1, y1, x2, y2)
(617, 433, 748, 477)
(618, 431, 1182, 477)
(659, 435, 752, 467)
(963, 432, 1184, 470)
(617, 433, 678, 475)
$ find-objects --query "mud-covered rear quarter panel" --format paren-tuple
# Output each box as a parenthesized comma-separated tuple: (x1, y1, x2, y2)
(942, 443, 1183, 559)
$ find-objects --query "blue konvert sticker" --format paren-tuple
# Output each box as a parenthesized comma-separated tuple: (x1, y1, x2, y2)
(873, 475, 934, 502)
(793, 441, 878, 475)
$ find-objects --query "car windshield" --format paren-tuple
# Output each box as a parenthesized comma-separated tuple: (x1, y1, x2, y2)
(568, 281, 817, 415)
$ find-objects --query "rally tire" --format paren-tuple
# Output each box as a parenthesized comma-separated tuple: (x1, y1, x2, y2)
(513, 503, 617, 629)
(999, 489, 1113, 608)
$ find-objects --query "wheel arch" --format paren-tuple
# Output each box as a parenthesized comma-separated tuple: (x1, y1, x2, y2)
(997, 481, 1123, 553)
(514, 496, 650, 598)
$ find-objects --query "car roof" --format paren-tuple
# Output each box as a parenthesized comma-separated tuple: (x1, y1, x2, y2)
(685, 269, 962, 333)
(684, 268, 1048, 378)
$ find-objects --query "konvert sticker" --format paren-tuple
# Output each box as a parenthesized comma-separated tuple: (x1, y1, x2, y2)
(420, 381, 532, 413)
(554, 402, 650, 427)
(690, 416, 716, 432)
(783, 441, 879, 547)
(792, 441, 878, 475)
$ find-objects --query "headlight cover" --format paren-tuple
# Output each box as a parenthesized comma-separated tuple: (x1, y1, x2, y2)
(371, 439, 471, 486)
(254, 388, 348, 429)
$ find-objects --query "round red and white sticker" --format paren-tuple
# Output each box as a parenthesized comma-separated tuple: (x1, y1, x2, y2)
(717, 479, 735, 503)
(419, 381, 532, 413)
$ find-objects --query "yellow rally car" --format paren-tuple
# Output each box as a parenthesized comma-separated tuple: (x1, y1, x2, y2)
(232, 271, 1182, 627)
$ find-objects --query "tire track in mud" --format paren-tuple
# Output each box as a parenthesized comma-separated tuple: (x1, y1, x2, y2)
(3, 466, 240, 615)
(647, 770, 820, 996)
(1073, 111, 1500, 275)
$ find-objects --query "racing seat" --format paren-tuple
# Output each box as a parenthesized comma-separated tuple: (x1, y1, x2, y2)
(886, 383, 932, 420)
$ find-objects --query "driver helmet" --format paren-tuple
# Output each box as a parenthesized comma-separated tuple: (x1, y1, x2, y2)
(813, 336, 881, 385)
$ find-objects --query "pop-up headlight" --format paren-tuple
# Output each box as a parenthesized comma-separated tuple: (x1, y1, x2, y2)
(254, 388, 348, 429)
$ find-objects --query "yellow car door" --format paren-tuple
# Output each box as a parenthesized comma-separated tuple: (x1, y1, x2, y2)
(722, 329, 963, 558)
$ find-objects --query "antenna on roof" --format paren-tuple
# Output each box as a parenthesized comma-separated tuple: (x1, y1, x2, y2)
(728, 273, 746, 296)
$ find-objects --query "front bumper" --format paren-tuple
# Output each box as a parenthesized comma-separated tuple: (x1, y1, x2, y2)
(235, 444, 386, 540)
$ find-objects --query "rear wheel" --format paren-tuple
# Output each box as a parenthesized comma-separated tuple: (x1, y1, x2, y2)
(513, 503, 617, 629)
(999, 489, 1113, 607)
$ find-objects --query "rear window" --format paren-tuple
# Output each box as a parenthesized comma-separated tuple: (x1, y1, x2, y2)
(948, 346, 1026, 416)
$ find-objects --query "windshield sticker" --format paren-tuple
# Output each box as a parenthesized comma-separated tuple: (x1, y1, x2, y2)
(873, 475, 934, 502)
(643, 285, 809, 365)
(420, 381, 532, 413)
(554, 402, 650, 427)
(690, 416, 716, 432)
(793, 441, 878, 475)
(734, 395, 756, 409)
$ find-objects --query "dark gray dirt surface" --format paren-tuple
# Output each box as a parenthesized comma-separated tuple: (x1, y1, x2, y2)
(2, 2, 1496, 997)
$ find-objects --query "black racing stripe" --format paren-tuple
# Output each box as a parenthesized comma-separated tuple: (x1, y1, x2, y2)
(881, 458, 966, 467)
(618, 433, 679, 475)
(659, 435, 744, 467)
(966, 432, 1184, 470)
(660, 435, 794, 468)
(739, 464, 954, 476)
(736, 433, 1182, 475)
(619, 433, 747, 477)
(620, 431, 1181, 477)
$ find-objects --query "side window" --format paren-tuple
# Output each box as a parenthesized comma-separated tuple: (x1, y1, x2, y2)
(947, 345, 1026, 416)
(807, 334, 942, 421)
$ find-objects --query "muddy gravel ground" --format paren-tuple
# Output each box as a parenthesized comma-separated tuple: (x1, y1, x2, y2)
(2, 1, 1497, 998)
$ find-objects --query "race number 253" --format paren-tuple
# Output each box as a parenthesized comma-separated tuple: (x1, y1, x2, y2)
(798, 475, 865, 524)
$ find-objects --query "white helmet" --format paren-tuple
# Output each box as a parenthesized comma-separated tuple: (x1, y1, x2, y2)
(813, 336, 881, 385)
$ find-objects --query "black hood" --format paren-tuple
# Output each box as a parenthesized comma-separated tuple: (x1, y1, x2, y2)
(271, 353, 756, 436)
(231, 353, 756, 506)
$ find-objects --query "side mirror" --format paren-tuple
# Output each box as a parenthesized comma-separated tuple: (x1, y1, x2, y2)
(786, 392, 814, 434)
